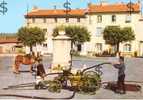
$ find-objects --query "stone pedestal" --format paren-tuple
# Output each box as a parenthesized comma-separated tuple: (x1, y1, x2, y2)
(52, 30, 71, 71)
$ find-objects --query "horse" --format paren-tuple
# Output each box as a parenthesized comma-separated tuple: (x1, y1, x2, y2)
(13, 54, 35, 74)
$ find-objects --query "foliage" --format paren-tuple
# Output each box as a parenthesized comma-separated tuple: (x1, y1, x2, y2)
(92, 50, 116, 57)
(53, 25, 91, 44)
(72, 50, 80, 56)
(121, 27, 135, 42)
(17, 27, 46, 52)
(103, 26, 135, 53)
(134, 51, 138, 57)
(16, 48, 25, 54)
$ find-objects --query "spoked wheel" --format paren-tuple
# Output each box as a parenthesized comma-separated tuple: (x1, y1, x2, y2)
(79, 71, 101, 94)
(47, 80, 62, 93)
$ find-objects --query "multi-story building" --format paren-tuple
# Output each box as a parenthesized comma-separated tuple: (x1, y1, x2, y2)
(25, 2, 143, 56)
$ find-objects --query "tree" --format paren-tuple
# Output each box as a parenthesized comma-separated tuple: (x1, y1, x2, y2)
(17, 27, 46, 53)
(103, 26, 135, 54)
(53, 25, 91, 44)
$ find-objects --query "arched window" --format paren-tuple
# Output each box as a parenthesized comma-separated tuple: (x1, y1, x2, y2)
(123, 44, 131, 52)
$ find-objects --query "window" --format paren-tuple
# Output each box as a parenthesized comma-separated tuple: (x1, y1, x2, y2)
(96, 43, 102, 51)
(97, 15, 102, 23)
(12, 47, 15, 51)
(77, 44, 81, 51)
(123, 44, 131, 52)
(32, 18, 35, 23)
(77, 18, 80, 22)
(96, 27, 103, 36)
(43, 43, 47, 47)
(66, 18, 69, 22)
(125, 15, 131, 23)
(112, 15, 116, 22)
(43, 18, 46, 23)
(54, 18, 57, 23)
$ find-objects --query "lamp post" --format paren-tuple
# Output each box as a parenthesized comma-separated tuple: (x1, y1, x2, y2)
(63, 0, 71, 22)
(127, 0, 134, 15)
(63, 0, 73, 68)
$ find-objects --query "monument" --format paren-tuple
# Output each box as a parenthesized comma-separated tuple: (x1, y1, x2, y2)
(52, 30, 72, 72)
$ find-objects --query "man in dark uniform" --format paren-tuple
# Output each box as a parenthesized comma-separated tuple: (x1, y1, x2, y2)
(112, 56, 126, 94)
(36, 58, 46, 79)
(34, 57, 47, 89)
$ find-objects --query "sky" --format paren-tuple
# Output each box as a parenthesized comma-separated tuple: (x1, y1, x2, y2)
(0, 0, 139, 33)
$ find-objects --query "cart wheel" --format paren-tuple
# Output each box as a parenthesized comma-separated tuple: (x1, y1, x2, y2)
(48, 80, 62, 93)
(85, 71, 101, 89)
(79, 71, 101, 94)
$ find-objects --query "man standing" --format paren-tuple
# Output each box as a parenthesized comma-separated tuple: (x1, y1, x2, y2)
(112, 56, 126, 94)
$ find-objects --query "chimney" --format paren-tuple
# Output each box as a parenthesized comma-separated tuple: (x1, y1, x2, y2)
(32, 6, 39, 12)
(100, 0, 108, 5)
(53, 5, 57, 13)
(88, 2, 92, 7)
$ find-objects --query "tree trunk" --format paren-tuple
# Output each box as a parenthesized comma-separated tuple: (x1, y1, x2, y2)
(30, 45, 33, 54)
(116, 43, 120, 57)
(70, 41, 74, 68)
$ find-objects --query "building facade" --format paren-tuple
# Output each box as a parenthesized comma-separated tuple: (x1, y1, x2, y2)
(25, 2, 143, 56)
(0, 37, 22, 54)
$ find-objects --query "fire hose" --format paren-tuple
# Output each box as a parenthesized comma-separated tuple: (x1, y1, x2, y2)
(0, 91, 76, 99)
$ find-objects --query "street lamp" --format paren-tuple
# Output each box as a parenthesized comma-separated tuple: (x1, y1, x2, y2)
(63, 0, 71, 22)
(63, 0, 73, 68)
(127, 0, 134, 15)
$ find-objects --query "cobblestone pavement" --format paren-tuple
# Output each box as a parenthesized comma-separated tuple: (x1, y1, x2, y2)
(0, 55, 143, 99)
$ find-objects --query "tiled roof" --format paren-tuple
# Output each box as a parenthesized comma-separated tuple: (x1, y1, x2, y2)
(88, 3, 140, 13)
(25, 9, 86, 18)
(25, 3, 140, 18)
(0, 37, 19, 44)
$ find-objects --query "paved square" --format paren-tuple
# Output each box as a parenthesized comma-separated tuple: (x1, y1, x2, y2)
(0, 55, 143, 99)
